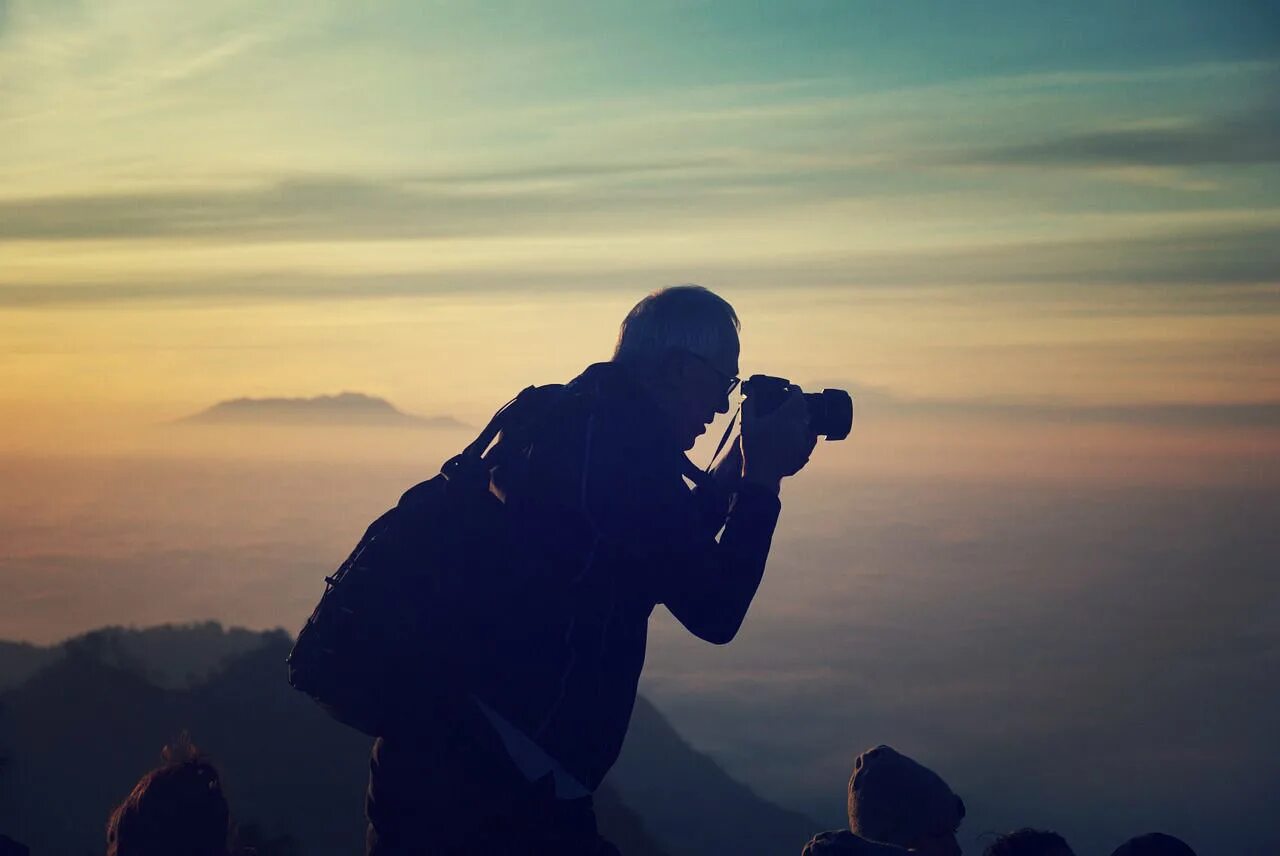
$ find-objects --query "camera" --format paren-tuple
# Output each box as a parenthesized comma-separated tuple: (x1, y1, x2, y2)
(740, 375, 853, 441)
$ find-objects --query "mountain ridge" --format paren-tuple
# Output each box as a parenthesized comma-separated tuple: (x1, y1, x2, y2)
(0, 624, 820, 856)
(178, 392, 468, 429)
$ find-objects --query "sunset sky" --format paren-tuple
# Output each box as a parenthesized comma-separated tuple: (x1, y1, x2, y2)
(2, 3, 1279, 851)
(2, 0, 1277, 473)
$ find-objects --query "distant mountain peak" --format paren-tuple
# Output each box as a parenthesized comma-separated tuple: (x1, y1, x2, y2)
(179, 392, 468, 429)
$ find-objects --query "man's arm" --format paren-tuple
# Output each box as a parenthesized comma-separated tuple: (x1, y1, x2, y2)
(667, 390, 816, 641)
(662, 478, 782, 644)
(608, 392, 812, 645)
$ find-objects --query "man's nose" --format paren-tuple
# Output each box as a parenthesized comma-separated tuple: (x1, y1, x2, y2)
(715, 392, 731, 415)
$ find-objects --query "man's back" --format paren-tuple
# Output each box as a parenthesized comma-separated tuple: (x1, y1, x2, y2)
(366, 363, 665, 854)
(472, 362, 720, 785)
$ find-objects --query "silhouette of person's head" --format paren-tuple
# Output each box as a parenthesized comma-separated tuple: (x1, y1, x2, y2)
(846, 745, 965, 856)
(612, 284, 741, 451)
(105, 735, 230, 856)
(1108, 833, 1197, 856)
(984, 828, 1075, 856)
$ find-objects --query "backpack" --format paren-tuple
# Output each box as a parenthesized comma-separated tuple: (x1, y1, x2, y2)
(286, 383, 569, 737)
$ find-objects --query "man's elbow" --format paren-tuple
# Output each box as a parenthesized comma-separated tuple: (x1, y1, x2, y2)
(670, 599, 750, 644)
(695, 618, 743, 645)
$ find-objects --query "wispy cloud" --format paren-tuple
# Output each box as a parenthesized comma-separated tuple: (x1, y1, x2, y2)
(0, 162, 752, 242)
(853, 384, 1280, 429)
(786, 224, 1280, 289)
(959, 111, 1280, 169)
(2, 217, 1277, 306)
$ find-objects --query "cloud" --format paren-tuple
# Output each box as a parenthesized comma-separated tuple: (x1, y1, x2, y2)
(643, 473, 1280, 851)
(0, 161, 764, 243)
(0, 175, 520, 242)
(815, 224, 1280, 287)
(830, 384, 1280, 429)
(2, 219, 1278, 307)
(914, 396, 1280, 429)
(0, 270, 619, 307)
(959, 111, 1280, 168)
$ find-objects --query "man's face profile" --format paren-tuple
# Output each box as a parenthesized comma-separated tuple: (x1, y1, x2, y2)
(664, 333, 740, 451)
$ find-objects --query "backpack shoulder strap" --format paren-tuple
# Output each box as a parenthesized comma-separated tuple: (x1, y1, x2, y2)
(441, 384, 571, 481)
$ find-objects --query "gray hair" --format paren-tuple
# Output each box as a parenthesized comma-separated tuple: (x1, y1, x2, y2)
(612, 284, 740, 365)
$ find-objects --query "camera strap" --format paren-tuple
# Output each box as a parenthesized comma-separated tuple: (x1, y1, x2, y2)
(681, 402, 742, 487)
(679, 402, 742, 498)
(440, 385, 539, 480)
(708, 405, 740, 470)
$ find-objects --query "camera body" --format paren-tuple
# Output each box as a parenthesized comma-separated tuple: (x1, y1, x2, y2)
(740, 375, 853, 441)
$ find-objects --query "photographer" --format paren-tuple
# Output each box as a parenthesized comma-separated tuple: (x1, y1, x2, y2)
(365, 285, 821, 855)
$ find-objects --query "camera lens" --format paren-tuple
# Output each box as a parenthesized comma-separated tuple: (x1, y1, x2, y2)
(806, 389, 853, 441)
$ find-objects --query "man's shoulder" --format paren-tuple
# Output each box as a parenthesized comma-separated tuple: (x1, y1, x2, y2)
(534, 365, 673, 459)
(507, 369, 694, 518)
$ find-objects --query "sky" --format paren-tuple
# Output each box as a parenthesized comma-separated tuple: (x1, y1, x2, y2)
(2, 0, 1277, 452)
(1, 1, 1279, 853)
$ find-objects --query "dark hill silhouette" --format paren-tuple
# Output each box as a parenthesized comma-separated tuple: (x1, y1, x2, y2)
(179, 392, 468, 429)
(0, 631, 666, 856)
(612, 695, 819, 855)
(0, 622, 266, 691)
(0, 625, 818, 856)
(0, 641, 55, 693)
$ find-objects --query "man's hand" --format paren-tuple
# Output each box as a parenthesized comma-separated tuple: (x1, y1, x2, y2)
(740, 388, 818, 490)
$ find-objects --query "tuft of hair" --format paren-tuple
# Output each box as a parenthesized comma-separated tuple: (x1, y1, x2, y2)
(105, 734, 230, 856)
(613, 284, 740, 366)
(159, 731, 201, 765)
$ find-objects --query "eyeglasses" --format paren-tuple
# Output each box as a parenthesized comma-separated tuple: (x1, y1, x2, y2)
(686, 351, 740, 397)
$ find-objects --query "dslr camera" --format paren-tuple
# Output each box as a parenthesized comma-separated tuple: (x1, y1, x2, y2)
(740, 375, 853, 441)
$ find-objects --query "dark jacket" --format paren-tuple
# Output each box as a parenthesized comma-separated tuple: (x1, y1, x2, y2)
(463, 360, 784, 789)
(373, 361, 783, 792)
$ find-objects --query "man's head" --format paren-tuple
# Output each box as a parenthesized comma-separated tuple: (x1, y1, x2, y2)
(106, 737, 230, 856)
(847, 745, 965, 856)
(984, 828, 1075, 856)
(612, 284, 741, 451)
(1108, 833, 1197, 856)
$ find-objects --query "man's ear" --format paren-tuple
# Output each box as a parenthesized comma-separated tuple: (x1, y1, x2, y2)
(657, 349, 688, 385)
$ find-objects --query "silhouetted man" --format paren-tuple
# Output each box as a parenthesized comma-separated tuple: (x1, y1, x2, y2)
(365, 285, 819, 854)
